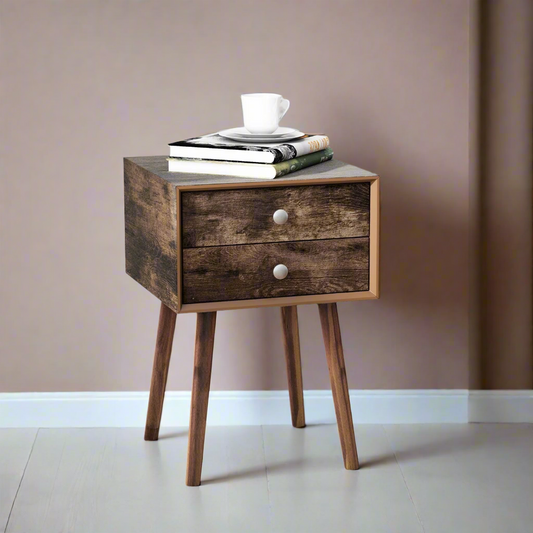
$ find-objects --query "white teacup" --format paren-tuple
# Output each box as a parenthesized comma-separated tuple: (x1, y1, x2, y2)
(241, 93, 290, 134)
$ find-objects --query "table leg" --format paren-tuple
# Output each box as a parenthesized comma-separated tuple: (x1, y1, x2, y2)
(280, 306, 306, 428)
(144, 302, 177, 441)
(318, 303, 359, 470)
(186, 311, 217, 486)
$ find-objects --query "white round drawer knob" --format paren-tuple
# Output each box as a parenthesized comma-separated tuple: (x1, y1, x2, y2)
(273, 264, 288, 280)
(273, 209, 289, 225)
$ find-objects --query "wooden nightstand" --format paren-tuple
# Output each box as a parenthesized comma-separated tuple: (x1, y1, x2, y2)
(124, 156, 380, 486)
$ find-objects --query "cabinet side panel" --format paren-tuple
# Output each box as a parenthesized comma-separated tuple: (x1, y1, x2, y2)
(124, 158, 178, 311)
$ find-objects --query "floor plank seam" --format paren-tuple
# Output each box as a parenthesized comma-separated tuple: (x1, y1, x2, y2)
(42, 433, 67, 525)
(4, 428, 39, 533)
(382, 425, 427, 533)
(260, 425, 273, 526)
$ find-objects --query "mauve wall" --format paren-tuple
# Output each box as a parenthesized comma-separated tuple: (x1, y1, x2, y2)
(0, 0, 527, 393)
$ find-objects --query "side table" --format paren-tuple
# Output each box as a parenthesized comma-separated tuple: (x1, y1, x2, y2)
(124, 156, 380, 486)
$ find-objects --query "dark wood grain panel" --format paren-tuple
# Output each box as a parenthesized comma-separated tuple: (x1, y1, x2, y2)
(124, 158, 178, 310)
(181, 183, 370, 248)
(183, 237, 369, 304)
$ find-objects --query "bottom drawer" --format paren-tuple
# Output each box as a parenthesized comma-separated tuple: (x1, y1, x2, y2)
(182, 237, 369, 304)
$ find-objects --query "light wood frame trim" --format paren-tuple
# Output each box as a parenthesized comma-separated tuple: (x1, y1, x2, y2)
(180, 290, 377, 313)
(369, 178, 380, 297)
(175, 175, 380, 313)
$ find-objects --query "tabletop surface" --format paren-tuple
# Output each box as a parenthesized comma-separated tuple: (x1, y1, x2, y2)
(125, 156, 377, 187)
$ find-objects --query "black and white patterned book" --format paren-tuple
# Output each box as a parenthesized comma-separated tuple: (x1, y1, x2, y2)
(169, 133, 330, 164)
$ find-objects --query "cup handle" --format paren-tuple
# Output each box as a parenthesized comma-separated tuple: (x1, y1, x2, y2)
(279, 98, 290, 120)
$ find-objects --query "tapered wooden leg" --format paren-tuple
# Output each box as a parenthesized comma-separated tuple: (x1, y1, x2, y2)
(318, 303, 359, 470)
(186, 312, 217, 486)
(280, 306, 306, 428)
(144, 302, 177, 441)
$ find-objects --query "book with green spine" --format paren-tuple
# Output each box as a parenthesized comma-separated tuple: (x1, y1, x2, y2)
(167, 148, 334, 179)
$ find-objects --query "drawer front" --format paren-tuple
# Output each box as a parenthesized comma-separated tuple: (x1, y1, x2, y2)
(182, 237, 369, 304)
(181, 183, 370, 248)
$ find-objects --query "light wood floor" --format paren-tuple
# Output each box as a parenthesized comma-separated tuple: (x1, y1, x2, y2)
(2, 424, 533, 532)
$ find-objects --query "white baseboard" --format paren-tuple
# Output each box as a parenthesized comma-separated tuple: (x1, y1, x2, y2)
(0, 390, 469, 427)
(1, 390, 531, 428)
(468, 390, 533, 423)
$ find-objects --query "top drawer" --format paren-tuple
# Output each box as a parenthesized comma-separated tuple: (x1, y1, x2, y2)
(181, 182, 370, 248)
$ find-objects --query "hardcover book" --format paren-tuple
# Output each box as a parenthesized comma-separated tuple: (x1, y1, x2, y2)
(169, 133, 330, 164)
(167, 147, 334, 179)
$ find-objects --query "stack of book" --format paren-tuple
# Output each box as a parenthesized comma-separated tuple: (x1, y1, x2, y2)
(167, 132, 333, 179)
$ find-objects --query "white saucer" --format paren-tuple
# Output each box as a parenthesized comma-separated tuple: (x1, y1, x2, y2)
(219, 127, 305, 143)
